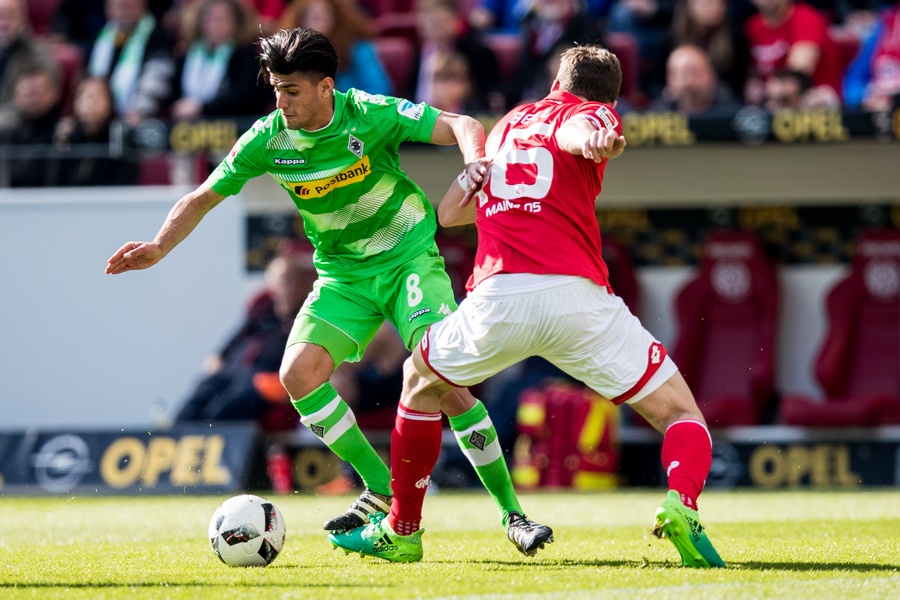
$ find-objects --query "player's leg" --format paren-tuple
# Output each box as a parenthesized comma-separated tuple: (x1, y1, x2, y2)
(389, 254, 550, 547)
(548, 280, 723, 568)
(282, 281, 392, 532)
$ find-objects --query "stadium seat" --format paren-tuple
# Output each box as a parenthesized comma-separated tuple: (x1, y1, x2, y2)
(602, 235, 640, 315)
(829, 26, 862, 72)
(26, 0, 61, 36)
(605, 32, 640, 106)
(374, 11, 418, 45)
(780, 229, 900, 427)
(374, 36, 416, 98)
(669, 230, 780, 427)
(484, 33, 521, 85)
(51, 42, 85, 115)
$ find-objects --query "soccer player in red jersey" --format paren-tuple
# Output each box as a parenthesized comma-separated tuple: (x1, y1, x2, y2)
(330, 44, 725, 568)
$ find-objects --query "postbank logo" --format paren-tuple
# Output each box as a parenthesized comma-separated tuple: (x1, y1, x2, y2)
(293, 156, 370, 198)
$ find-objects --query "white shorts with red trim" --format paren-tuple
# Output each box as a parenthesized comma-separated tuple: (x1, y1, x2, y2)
(420, 273, 677, 405)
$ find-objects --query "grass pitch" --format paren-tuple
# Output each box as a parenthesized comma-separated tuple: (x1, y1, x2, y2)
(1, 489, 899, 599)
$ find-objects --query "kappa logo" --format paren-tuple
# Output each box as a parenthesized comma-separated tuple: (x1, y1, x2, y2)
(310, 424, 325, 438)
(348, 134, 363, 158)
(274, 157, 305, 165)
(438, 303, 451, 316)
(397, 100, 424, 121)
(468, 431, 487, 451)
(408, 307, 432, 323)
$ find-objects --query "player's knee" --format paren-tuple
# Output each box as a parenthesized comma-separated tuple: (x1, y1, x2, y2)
(279, 344, 332, 399)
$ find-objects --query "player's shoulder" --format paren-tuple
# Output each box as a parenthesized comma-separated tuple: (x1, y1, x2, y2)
(571, 102, 621, 132)
(235, 110, 284, 150)
(342, 88, 430, 123)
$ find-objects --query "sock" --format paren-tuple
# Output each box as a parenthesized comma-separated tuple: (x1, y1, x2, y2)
(449, 399, 522, 528)
(661, 419, 712, 510)
(387, 405, 443, 536)
(292, 382, 392, 497)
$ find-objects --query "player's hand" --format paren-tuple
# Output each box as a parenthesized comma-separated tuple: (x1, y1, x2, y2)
(460, 158, 491, 208)
(583, 128, 626, 163)
(105, 241, 165, 274)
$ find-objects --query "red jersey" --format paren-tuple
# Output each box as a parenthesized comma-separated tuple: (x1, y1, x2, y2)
(745, 3, 843, 95)
(468, 90, 621, 292)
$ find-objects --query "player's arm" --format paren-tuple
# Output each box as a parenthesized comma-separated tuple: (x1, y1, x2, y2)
(430, 111, 490, 206)
(105, 181, 227, 274)
(437, 170, 478, 227)
(556, 116, 626, 163)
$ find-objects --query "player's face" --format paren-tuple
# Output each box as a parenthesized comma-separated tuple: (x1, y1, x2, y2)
(270, 72, 335, 131)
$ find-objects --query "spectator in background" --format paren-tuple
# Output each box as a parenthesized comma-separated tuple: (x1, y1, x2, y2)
(507, 0, 605, 106)
(53, 0, 173, 60)
(744, 0, 844, 106)
(844, 1, 900, 110)
(86, 0, 176, 122)
(426, 51, 477, 113)
(0, 62, 63, 187)
(279, 0, 391, 96)
(608, 0, 676, 96)
(468, 0, 614, 34)
(652, 44, 742, 114)
(169, 0, 271, 119)
(669, 0, 750, 98)
(165, 0, 286, 37)
(49, 76, 139, 185)
(764, 67, 841, 110)
(0, 0, 53, 106)
(175, 247, 317, 425)
(413, 0, 500, 113)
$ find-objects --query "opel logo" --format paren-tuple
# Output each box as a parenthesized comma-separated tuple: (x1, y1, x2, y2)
(31, 435, 92, 493)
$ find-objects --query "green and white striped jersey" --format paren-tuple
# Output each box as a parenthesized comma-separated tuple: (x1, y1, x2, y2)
(208, 89, 442, 281)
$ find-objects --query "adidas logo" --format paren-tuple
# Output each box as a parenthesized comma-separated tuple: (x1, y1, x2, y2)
(372, 534, 398, 553)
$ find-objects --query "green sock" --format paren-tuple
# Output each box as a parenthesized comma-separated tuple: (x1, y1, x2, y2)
(292, 382, 392, 497)
(449, 399, 522, 528)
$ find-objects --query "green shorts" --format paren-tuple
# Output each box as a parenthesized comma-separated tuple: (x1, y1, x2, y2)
(287, 243, 459, 365)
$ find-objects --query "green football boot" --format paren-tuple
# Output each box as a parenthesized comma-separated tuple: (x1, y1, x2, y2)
(653, 490, 725, 568)
(328, 512, 424, 563)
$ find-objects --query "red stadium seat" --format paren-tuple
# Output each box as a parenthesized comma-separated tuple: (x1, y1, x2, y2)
(374, 36, 416, 98)
(780, 230, 900, 426)
(51, 42, 84, 114)
(605, 31, 640, 106)
(669, 231, 780, 427)
(374, 11, 418, 46)
(26, 0, 61, 36)
(484, 33, 521, 84)
(602, 235, 640, 316)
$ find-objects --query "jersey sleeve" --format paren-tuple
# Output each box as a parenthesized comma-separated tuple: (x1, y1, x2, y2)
(572, 102, 623, 136)
(350, 90, 441, 144)
(207, 121, 268, 197)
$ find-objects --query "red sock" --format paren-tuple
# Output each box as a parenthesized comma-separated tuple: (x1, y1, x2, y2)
(661, 420, 712, 510)
(388, 405, 442, 536)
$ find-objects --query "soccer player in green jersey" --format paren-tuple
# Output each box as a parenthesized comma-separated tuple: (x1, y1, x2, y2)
(106, 27, 551, 555)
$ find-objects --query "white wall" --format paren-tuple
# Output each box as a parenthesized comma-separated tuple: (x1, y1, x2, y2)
(0, 187, 246, 429)
(0, 186, 847, 429)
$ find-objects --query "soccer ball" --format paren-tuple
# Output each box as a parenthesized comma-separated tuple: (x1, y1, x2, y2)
(208, 494, 286, 567)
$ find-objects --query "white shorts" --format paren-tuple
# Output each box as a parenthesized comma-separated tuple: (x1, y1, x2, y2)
(420, 274, 678, 405)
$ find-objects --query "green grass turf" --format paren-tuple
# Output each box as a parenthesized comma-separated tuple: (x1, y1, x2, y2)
(1, 489, 899, 599)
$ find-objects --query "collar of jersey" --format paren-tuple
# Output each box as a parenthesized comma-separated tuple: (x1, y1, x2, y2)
(544, 90, 582, 105)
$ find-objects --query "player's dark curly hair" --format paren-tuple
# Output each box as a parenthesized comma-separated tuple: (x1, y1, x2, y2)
(258, 28, 338, 81)
(556, 46, 622, 104)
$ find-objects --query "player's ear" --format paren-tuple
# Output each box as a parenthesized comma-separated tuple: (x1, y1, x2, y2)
(319, 76, 335, 96)
(612, 99, 617, 108)
(551, 80, 560, 91)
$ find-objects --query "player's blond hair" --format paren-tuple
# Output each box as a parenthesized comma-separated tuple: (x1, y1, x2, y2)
(556, 45, 622, 104)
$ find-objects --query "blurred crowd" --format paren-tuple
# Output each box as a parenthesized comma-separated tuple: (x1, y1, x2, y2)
(1, 0, 899, 185)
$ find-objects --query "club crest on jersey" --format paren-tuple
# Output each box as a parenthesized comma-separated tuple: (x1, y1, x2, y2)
(348, 135, 363, 158)
(397, 100, 424, 121)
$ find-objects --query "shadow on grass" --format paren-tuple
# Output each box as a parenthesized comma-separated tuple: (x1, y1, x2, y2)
(0, 582, 387, 589)
(429, 558, 900, 572)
